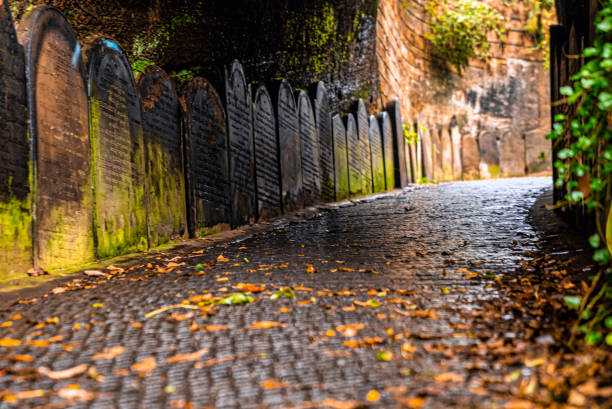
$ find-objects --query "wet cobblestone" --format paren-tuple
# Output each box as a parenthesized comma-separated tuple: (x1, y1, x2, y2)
(0, 178, 552, 409)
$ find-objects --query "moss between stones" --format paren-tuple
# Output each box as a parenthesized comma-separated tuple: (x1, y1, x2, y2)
(0, 194, 32, 281)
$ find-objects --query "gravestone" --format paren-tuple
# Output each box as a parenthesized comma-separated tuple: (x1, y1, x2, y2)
(345, 114, 362, 197)
(138, 65, 186, 246)
(450, 121, 462, 179)
(298, 91, 321, 205)
(462, 132, 481, 179)
(88, 38, 147, 259)
(0, 1, 31, 277)
(18, 6, 93, 270)
(354, 99, 373, 195)
(500, 131, 525, 177)
(369, 116, 385, 193)
(253, 85, 281, 219)
(420, 124, 434, 181)
(332, 115, 349, 201)
(276, 80, 303, 211)
(311, 82, 334, 202)
(379, 112, 395, 190)
(441, 128, 455, 181)
(387, 99, 409, 187)
(181, 78, 230, 236)
(225, 61, 256, 227)
(431, 126, 444, 182)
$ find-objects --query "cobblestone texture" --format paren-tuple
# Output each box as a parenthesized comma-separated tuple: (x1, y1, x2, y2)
(0, 177, 552, 409)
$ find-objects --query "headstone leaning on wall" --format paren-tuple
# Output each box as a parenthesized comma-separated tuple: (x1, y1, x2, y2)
(225, 61, 256, 227)
(420, 123, 434, 181)
(386, 99, 409, 187)
(17, 6, 94, 271)
(180, 78, 231, 237)
(332, 115, 349, 201)
(345, 113, 361, 198)
(137, 65, 187, 246)
(379, 112, 395, 191)
(253, 85, 282, 220)
(311, 82, 334, 203)
(354, 99, 373, 195)
(87, 38, 148, 259)
(0, 1, 31, 278)
(274, 80, 303, 212)
(369, 115, 385, 193)
(297, 90, 321, 206)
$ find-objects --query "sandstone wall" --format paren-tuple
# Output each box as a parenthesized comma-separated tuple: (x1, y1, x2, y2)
(376, 0, 552, 181)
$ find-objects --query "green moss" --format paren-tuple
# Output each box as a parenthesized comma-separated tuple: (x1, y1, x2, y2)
(488, 164, 501, 178)
(0, 195, 32, 281)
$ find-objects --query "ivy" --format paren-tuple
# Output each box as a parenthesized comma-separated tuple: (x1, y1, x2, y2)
(424, 0, 506, 74)
(549, 1, 612, 347)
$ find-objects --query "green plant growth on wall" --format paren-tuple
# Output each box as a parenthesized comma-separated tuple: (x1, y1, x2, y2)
(424, 0, 506, 74)
(548, 1, 612, 347)
(403, 124, 420, 146)
(506, 0, 556, 67)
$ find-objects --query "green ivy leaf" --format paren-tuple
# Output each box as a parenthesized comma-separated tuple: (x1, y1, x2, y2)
(598, 16, 612, 32)
(594, 248, 610, 265)
(605, 316, 612, 328)
(563, 296, 581, 309)
(606, 332, 612, 346)
(218, 293, 254, 305)
(560, 86, 574, 96)
(585, 331, 602, 345)
(270, 288, 295, 300)
(589, 234, 601, 249)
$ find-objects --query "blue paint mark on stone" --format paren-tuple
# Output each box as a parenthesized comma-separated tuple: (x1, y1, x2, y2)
(72, 43, 81, 68)
(101, 38, 121, 53)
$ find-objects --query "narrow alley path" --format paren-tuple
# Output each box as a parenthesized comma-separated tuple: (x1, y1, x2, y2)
(0, 177, 580, 409)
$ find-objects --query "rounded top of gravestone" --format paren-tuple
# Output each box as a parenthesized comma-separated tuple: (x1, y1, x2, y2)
(271, 80, 296, 112)
(137, 65, 177, 112)
(179, 77, 225, 121)
(354, 99, 367, 117)
(17, 6, 86, 81)
(344, 113, 356, 135)
(254, 84, 272, 106)
(297, 90, 313, 116)
(85, 37, 135, 86)
(369, 115, 380, 133)
(225, 60, 247, 94)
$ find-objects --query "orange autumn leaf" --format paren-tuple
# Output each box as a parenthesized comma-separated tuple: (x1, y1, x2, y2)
(336, 323, 365, 337)
(233, 283, 265, 293)
(92, 346, 125, 361)
(6, 354, 34, 362)
(343, 340, 362, 348)
(165, 348, 208, 363)
(338, 267, 354, 272)
(217, 254, 230, 262)
(246, 321, 286, 330)
(0, 338, 22, 347)
(366, 390, 381, 402)
(202, 325, 229, 332)
(403, 397, 426, 409)
(131, 357, 157, 376)
(38, 364, 88, 380)
(261, 379, 286, 389)
(434, 372, 464, 383)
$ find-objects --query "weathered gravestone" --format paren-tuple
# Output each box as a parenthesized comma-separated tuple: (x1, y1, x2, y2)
(253, 85, 281, 219)
(345, 114, 362, 197)
(181, 78, 230, 236)
(387, 99, 409, 187)
(275, 80, 303, 211)
(369, 116, 385, 193)
(225, 61, 256, 227)
(138, 65, 186, 246)
(18, 6, 93, 270)
(332, 115, 349, 201)
(500, 130, 525, 177)
(354, 99, 373, 195)
(88, 38, 147, 259)
(420, 124, 434, 181)
(478, 131, 500, 178)
(379, 112, 395, 190)
(462, 132, 481, 180)
(0, 1, 30, 277)
(431, 126, 444, 182)
(450, 119, 462, 179)
(298, 91, 321, 205)
(311, 82, 334, 202)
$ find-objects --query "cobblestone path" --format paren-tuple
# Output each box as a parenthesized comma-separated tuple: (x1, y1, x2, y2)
(0, 178, 554, 409)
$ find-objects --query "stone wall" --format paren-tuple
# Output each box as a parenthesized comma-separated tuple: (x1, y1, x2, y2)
(376, 0, 552, 181)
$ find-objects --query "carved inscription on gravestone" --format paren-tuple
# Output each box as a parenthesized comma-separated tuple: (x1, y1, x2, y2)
(379, 112, 395, 190)
(332, 115, 349, 201)
(181, 78, 230, 236)
(225, 61, 255, 227)
(1, 1, 31, 275)
(276, 81, 303, 211)
(138, 65, 186, 246)
(312, 82, 334, 202)
(298, 91, 320, 205)
(369, 116, 385, 193)
(345, 114, 361, 197)
(88, 38, 147, 258)
(18, 6, 93, 270)
(253, 85, 281, 219)
(354, 100, 373, 195)
(387, 99, 409, 187)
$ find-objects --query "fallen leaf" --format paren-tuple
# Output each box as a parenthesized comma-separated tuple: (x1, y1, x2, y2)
(145, 304, 200, 318)
(246, 321, 286, 330)
(92, 346, 125, 361)
(321, 398, 362, 409)
(57, 388, 98, 401)
(261, 379, 286, 389)
(0, 338, 22, 347)
(336, 323, 365, 337)
(6, 354, 34, 362)
(305, 263, 317, 273)
(271, 288, 295, 300)
(165, 348, 208, 363)
(366, 389, 380, 402)
(218, 293, 254, 305)
(434, 372, 464, 383)
(217, 254, 229, 262)
(354, 299, 381, 308)
(38, 364, 88, 380)
(202, 325, 229, 332)
(402, 397, 426, 409)
(131, 357, 157, 376)
(338, 267, 354, 272)
(377, 350, 393, 361)
(233, 283, 265, 293)
(84, 270, 109, 278)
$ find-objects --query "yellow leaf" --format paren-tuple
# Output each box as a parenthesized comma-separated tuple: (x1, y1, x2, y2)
(336, 323, 365, 337)
(7, 354, 34, 362)
(131, 357, 157, 376)
(326, 330, 336, 337)
(217, 254, 230, 262)
(403, 397, 426, 409)
(0, 338, 21, 347)
(261, 379, 286, 389)
(366, 390, 380, 402)
(525, 357, 545, 368)
(1, 321, 12, 327)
